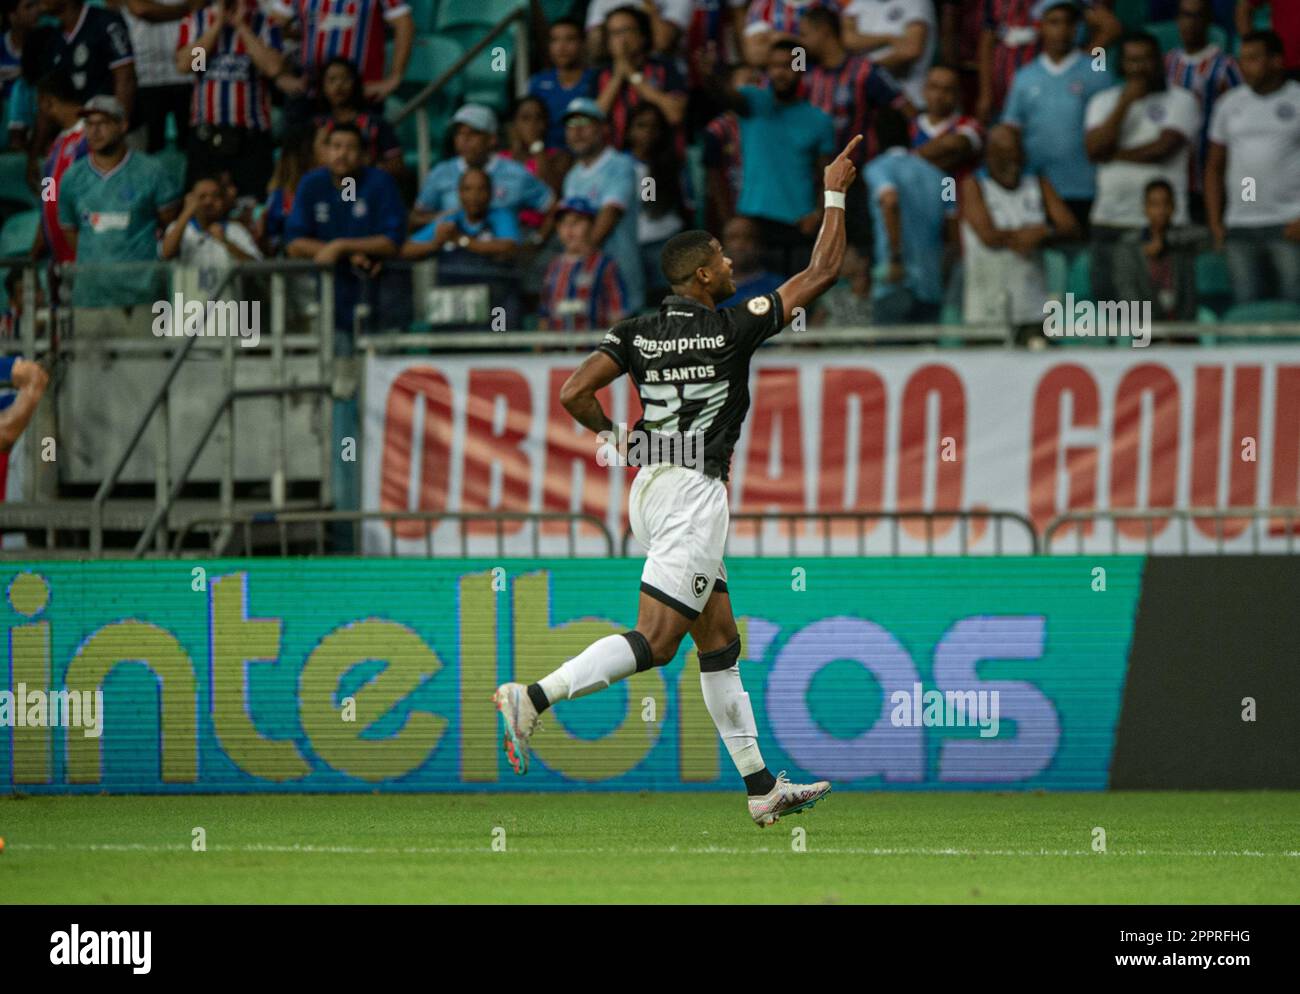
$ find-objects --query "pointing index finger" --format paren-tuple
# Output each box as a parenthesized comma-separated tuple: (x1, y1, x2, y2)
(836, 134, 864, 161)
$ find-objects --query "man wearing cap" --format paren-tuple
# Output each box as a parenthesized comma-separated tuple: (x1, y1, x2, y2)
(539, 196, 628, 332)
(412, 104, 555, 230)
(23, 0, 137, 178)
(56, 95, 183, 315)
(559, 96, 644, 313)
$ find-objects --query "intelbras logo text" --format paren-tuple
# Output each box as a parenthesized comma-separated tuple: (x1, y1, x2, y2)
(50, 925, 151, 974)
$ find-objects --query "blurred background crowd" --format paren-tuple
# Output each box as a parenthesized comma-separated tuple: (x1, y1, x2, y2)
(0, 0, 1296, 344)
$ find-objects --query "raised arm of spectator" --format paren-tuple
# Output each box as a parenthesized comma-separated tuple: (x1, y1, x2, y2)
(367, 10, 413, 102)
(1084, 84, 1142, 162)
(1040, 175, 1081, 243)
(626, 75, 686, 127)
(958, 174, 1009, 249)
(1113, 128, 1186, 164)
(1204, 140, 1227, 249)
(775, 135, 860, 327)
(160, 191, 198, 260)
(640, 0, 683, 55)
(176, 6, 226, 75)
(847, 20, 929, 78)
(975, 26, 996, 124)
(0, 360, 49, 453)
(1085, 3, 1122, 51)
(235, 17, 286, 81)
(917, 130, 977, 174)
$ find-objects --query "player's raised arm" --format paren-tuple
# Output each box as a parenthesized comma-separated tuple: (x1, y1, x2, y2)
(559, 349, 624, 436)
(774, 135, 861, 328)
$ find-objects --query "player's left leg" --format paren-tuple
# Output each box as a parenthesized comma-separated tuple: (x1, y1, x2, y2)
(691, 575, 832, 827)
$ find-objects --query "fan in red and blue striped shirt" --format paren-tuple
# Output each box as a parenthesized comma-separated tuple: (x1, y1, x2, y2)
(1165, 40, 1241, 196)
(745, 0, 834, 37)
(804, 51, 907, 164)
(176, 3, 282, 131)
(270, 0, 412, 86)
(541, 198, 628, 332)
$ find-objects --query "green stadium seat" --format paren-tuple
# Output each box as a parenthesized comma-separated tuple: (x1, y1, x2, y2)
(1222, 300, 1300, 324)
(436, 0, 525, 30)
(1195, 251, 1231, 313)
(1043, 248, 1068, 300)
(152, 147, 189, 194)
(540, 0, 575, 21)
(409, 0, 439, 33)
(0, 209, 39, 258)
(1113, 0, 1147, 31)
(0, 153, 37, 209)
(1066, 249, 1091, 302)
(404, 35, 467, 94)
(441, 26, 514, 111)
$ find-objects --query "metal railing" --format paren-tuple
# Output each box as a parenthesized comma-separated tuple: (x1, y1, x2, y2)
(1044, 507, 1300, 555)
(173, 509, 616, 558)
(622, 509, 1040, 557)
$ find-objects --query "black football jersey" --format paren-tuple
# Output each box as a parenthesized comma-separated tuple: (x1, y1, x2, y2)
(595, 291, 785, 482)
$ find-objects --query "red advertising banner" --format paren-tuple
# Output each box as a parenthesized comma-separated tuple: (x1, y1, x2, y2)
(362, 349, 1300, 555)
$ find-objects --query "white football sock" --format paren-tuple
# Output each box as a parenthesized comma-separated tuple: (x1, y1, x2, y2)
(538, 634, 638, 703)
(700, 664, 766, 776)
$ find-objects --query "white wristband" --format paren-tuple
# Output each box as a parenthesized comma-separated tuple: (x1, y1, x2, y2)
(824, 190, 846, 210)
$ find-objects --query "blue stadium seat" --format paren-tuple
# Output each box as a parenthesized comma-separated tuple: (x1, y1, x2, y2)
(0, 210, 39, 258)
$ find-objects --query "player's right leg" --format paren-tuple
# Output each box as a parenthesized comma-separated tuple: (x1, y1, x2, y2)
(495, 464, 712, 775)
(690, 582, 832, 827)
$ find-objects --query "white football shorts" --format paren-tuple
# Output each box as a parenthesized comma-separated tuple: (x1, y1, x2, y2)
(628, 463, 730, 620)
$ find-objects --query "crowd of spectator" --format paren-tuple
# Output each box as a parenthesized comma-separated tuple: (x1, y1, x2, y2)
(0, 0, 1297, 346)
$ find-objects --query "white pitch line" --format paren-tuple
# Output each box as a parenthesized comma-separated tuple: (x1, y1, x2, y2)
(7, 842, 1300, 858)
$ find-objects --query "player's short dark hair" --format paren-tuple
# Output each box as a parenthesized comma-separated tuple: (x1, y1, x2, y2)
(661, 230, 718, 286)
(800, 6, 840, 37)
(1241, 29, 1284, 58)
(36, 70, 79, 105)
(1143, 178, 1174, 202)
(604, 4, 651, 43)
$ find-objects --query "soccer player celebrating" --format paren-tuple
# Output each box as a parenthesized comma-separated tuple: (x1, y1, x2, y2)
(495, 134, 863, 827)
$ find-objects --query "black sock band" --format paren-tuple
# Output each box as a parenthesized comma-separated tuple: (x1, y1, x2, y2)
(699, 636, 741, 673)
(526, 683, 551, 714)
(744, 768, 777, 796)
(624, 630, 654, 672)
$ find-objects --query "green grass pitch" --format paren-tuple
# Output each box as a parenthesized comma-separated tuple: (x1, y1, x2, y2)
(2, 792, 1297, 903)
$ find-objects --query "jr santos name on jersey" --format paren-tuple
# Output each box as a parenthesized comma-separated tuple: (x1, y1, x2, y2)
(595, 291, 786, 482)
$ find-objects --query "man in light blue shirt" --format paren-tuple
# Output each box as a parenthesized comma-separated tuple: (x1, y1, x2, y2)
(1001, 0, 1112, 230)
(413, 104, 555, 224)
(559, 97, 644, 312)
(865, 108, 948, 324)
(724, 38, 836, 274)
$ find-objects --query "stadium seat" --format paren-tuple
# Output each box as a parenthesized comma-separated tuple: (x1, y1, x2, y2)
(438, 27, 515, 111)
(1195, 251, 1231, 314)
(0, 153, 37, 209)
(1043, 248, 1068, 301)
(539, 0, 574, 21)
(1222, 300, 1300, 324)
(0, 209, 39, 258)
(436, 0, 525, 30)
(404, 35, 467, 94)
(152, 147, 189, 195)
(1113, 0, 1147, 31)
(1066, 250, 1091, 302)
(409, 0, 439, 33)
